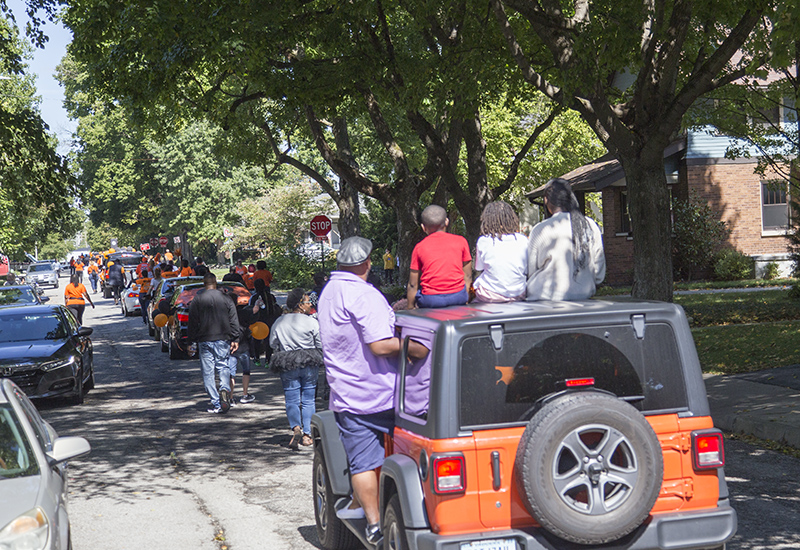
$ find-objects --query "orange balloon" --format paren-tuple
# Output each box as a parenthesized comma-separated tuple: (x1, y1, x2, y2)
(154, 313, 168, 327)
(250, 321, 269, 340)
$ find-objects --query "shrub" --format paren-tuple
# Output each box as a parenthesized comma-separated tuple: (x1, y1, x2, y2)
(714, 249, 754, 281)
(789, 282, 800, 301)
(264, 254, 320, 289)
(672, 192, 729, 281)
(762, 261, 780, 280)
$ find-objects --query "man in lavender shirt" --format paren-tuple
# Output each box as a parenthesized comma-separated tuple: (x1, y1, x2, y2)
(318, 236, 427, 545)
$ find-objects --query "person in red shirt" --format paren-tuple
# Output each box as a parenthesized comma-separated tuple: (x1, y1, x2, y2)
(64, 274, 95, 324)
(406, 205, 472, 309)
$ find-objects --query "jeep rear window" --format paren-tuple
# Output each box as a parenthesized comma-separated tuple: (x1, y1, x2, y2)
(460, 324, 688, 428)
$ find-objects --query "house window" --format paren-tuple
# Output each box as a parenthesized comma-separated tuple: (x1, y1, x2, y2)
(762, 182, 789, 231)
(619, 190, 631, 235)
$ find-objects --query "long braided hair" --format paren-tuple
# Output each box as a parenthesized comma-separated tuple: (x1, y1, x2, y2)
(480, 200, 520, 240)
(543, 178, 594, 279)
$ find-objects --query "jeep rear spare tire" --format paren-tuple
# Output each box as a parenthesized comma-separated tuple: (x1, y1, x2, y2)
(515, 391, 663, 545)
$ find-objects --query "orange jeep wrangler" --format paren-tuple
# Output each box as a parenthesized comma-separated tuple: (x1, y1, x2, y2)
(311, 300, 737, 550)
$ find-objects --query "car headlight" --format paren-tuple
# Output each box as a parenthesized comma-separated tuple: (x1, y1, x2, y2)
(0, 507, 49, 550)
(40, 356, 76, 371)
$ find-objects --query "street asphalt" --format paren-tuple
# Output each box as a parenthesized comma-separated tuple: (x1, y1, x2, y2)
(706, 364, 800, 448)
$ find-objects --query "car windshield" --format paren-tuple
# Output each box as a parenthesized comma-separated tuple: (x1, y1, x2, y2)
(0, 288, 37, 305)
(0, 312, 69, 342)
(27, 264, 53, 273)
(0, 404, 39, 479)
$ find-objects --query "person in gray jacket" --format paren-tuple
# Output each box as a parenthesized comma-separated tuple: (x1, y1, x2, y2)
(269, 288, 323, 449)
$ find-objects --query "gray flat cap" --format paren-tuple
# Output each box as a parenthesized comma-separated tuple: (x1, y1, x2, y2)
(337, 236, 373, 266)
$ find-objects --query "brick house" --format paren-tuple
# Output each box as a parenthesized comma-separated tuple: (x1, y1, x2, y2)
(526, 131, 795, 286)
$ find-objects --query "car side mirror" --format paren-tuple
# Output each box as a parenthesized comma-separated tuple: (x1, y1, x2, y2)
(46, 436, 91, 466)
(77, 326, 93, 337)
(40, 296, 50, 302)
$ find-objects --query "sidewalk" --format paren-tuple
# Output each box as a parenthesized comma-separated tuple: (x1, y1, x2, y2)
(705, 364, 800, 448)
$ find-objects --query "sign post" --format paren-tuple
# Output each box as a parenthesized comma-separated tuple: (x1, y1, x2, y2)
(310, 215, 332, 272)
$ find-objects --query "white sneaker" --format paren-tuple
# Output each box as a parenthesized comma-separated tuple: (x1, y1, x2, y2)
(335, 497, 366, 519)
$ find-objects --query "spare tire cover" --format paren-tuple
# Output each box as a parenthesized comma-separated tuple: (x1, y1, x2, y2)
(514, 391, 663, 545)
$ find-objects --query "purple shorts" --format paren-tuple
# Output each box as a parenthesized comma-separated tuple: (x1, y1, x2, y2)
(334, 409, 395, 475)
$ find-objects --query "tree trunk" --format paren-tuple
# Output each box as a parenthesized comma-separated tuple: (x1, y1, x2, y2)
(332, 117, 361, 239)
(619, 152, 674, 302)
(394, 190, 425, 287)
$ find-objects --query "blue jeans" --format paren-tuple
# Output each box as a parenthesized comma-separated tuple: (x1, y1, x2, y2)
(89, 273, 99, 293)
(279, 366, 318, 435)
(416, 286, 468, 308)
(199, 340, 232, 408)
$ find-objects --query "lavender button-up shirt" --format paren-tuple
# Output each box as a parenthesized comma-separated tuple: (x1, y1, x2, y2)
(318, 271, 396, 414)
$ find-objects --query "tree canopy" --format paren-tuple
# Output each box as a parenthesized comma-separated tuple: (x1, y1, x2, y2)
(0, 11, 80, 260)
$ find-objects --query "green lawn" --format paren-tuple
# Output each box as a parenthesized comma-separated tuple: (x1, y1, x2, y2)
(692, 320, 800, 375)
(675, 289, 800, 327)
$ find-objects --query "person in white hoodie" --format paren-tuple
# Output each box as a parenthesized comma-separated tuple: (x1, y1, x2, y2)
(527, 178, 606, 301)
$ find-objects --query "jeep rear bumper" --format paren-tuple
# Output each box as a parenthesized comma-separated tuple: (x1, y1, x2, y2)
(405, 502, 736, 550)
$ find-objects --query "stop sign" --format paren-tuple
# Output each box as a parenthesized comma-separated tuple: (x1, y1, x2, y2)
(310, 215, 332, 237)
(159, 236, 168, 247)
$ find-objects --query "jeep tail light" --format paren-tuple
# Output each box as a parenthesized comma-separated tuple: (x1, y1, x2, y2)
(565, 377, 595, 388)
(692, 430, 725, 470)
(432, 454, 465, 494)
(177, 313, 189, 323)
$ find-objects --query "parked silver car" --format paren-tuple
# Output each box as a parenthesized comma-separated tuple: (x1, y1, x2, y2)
(0, 378, 90, 549)
(26, 263, 59, 289)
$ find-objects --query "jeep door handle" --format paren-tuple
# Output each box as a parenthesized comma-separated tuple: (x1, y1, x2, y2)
(491, 451, 501, 491)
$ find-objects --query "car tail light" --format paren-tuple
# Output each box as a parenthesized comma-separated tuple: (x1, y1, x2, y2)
(127, 292, 138, 298)
(431, 454, 465, 494)
(692, 430, 725, 470)
(565, 377, 595, 388)
(177, 313, 189, 323)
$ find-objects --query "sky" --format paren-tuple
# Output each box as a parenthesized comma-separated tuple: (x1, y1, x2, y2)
(7, 0, 75, 154)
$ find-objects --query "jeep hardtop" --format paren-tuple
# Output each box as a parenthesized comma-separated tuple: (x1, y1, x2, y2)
(311, 299, 737, 550)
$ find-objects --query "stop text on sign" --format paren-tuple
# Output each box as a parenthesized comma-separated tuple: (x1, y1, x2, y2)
(310, 215, 332, 237)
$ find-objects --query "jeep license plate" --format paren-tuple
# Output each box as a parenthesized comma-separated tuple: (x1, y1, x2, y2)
(460, 539, 517, 550)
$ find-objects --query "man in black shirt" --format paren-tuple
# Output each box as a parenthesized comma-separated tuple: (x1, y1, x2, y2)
(188, 272, 241, 413)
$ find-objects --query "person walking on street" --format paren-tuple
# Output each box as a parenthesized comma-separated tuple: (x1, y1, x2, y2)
(86, 261, 100, 293)
(106, 260, 125, 305)
(64, 274, 94, 324)
(136, 269, 153, 325)
(269, 288, 323, 449)
(317, 237, 428, 544)
(187, 272, 242, 413)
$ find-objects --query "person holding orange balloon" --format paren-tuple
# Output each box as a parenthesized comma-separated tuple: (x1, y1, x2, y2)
(268, 288, 322, 449)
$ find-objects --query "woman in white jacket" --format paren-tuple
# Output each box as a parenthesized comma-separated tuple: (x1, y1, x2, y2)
(527, 178, 606, 301)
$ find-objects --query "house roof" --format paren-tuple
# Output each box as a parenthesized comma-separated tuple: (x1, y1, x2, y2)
(526, 137, 687, 201)
(525, 154, 623, 200)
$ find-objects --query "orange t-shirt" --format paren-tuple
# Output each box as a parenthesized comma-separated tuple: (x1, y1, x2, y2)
(162, 270, 178, 279)
(75, 262, 84, 272)
(242, 272, 254, 290)
(87, 263, 98, 275)
(253, 269, 273, 286)
(136, 277, 152, 295)
(64, 283, 87, 305)
(179, 267, 194, 277)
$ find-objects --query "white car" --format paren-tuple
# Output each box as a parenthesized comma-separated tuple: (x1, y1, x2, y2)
(0, 379, 90, 549)
(26, 263, 59, 289)
(120, 280, 142, 317)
